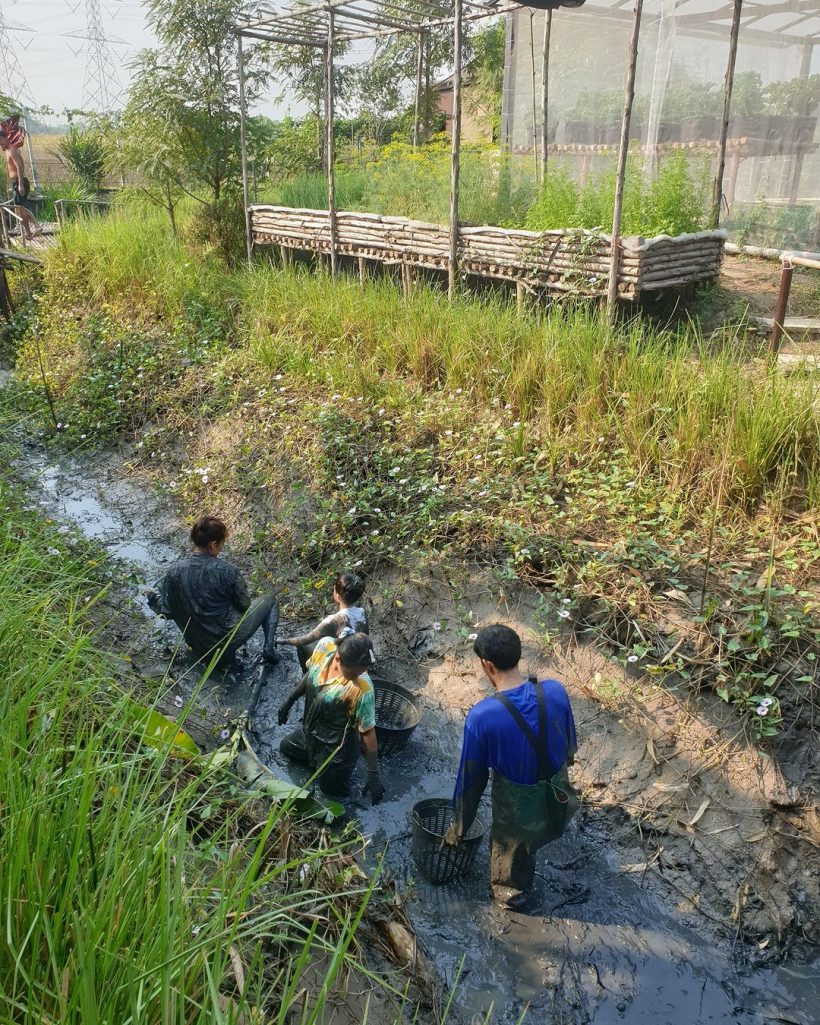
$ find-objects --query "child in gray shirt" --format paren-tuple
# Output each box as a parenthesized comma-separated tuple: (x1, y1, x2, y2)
(282, 571, 368, 669)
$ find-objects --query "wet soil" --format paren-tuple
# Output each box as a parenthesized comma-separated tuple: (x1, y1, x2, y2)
(2, 395, 819, 1025)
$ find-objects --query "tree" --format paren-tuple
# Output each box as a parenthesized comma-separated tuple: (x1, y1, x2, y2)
(464, 19, 505, 140)
(122, 0, 270, 208)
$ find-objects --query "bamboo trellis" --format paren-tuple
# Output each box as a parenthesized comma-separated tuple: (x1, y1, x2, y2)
(234, 0, 800, 310)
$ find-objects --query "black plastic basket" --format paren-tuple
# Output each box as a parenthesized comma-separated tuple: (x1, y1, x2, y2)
(373, 678, 421, 757)
(411, 798, 487, 885)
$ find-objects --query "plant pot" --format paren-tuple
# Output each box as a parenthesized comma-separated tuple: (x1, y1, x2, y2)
(728, 115, 767, 140)
(565, 120, 594, 145)
(657, 121, 681, 143)
(680, 116, 718, 142)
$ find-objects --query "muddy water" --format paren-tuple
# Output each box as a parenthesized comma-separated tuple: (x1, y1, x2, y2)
(6, 418, 819, 1025)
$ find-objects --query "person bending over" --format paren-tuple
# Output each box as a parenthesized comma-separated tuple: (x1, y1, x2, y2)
(445, 624, 578, 908)
(280, 571, 368, 670)
(147, 514, 279, 668)
(278, 630, 384, 804)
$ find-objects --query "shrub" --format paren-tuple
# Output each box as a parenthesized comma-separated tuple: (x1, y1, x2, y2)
(54, 125, 108, 192)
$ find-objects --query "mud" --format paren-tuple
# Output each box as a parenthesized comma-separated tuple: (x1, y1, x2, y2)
(3, 408, 819, 1025)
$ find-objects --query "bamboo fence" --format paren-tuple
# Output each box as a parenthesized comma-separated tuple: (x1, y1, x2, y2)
(249, 205, 726, 298)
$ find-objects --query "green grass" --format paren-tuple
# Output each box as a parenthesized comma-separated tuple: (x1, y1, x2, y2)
(9, 206, 820, 734)
(0, 464, 399, 1023)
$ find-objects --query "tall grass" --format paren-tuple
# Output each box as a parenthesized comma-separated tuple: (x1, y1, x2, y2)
(25, 209, 820, 514)
(0, 477, 391, 1023)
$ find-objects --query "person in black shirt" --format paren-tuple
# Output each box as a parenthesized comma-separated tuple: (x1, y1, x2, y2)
(148, 514, 279, 668)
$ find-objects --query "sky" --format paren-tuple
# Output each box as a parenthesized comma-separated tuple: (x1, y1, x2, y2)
(0, 0, 317, 121)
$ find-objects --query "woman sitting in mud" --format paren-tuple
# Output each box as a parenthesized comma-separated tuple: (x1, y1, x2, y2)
(280, 571, 368, 671)
(277, 630, 385, 805)
(147, 514, 279, 670)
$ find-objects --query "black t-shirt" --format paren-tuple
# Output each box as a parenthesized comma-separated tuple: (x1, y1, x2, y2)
(153, 553, 251, 651)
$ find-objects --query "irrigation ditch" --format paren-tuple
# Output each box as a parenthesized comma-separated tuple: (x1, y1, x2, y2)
(2, 366, 818, 1025)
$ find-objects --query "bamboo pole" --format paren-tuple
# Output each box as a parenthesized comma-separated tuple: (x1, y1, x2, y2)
(528, 11, 540, 184)
(606, 0, 643, 318)
(449, 0, 463, 299)
(413, 31, 424, 148)
(238, 34, 253, 267)
(326, 11, 338, 277)
(540, 9, 552, 180)
(711, 0, 743, 228)
(424, 30, 431, 143)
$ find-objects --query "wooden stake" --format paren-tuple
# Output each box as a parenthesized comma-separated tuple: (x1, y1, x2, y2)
(325, 12, 338, 277)
(528, 11, 540, 184)
(237, 33, 253, 267)
(413, 31, 423, 148)
(606, 0, 643, 319)
(711, 0, 743, 229)
(448, 0, 463, 299)
(540, 9, 552, 179)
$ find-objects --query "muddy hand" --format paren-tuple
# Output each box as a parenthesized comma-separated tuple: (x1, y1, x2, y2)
(277, 701, 291, 726)
(441, 823, 461, 848)
(362, 772, 385, 806)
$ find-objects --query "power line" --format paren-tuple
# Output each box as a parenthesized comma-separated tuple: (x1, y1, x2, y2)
(64, 0, 124, 111)
(0, 1, 35, 105)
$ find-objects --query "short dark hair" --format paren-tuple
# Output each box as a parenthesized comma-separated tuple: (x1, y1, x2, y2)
(337, 631, 375, 671)
(335, 571, 365, 604)
(473, 624, 521, 671)
(190, 515, 228, 548)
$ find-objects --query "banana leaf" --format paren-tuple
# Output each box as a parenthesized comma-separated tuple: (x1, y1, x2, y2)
(234, 749, 344, 824)
(122, 699, 200, 759)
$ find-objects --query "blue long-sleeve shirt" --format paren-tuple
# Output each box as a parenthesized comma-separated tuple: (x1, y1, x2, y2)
(452, 678, 577, 833)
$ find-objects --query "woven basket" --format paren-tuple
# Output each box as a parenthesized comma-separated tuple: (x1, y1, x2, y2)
(411, 798, 487, 885)
(373, 678, 421, 757)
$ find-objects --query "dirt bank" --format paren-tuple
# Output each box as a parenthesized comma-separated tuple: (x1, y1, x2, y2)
(3, 390, 818, 1025)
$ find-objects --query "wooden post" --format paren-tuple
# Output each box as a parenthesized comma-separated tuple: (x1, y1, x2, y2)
(237, 33, 253, 267)
(424, 30, 431, 143)
(540, 9, 553, 179)
(606, 0, 643, 318)
(711, 0, 743, 229)
(528, 11, 540, 184)
(770, 261, 794, 354)
(358, 256, 366, 283)
(413, 31, 424, 148)
(326, 11, 338, 278)
(449, 0, 463, 299)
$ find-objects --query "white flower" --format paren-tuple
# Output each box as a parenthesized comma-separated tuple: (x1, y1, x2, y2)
(354, 560, 363, 567)
(467, 632, 478, 641)
(761, 697, 774, 707)
(371, 530, 379, 536)
(627, 655, 639, 663)
(80, 433, 87, 440)
(432, 622, 441, 631)
(174, 695, 184, 708)
(202, 476, 208, 484)
(47, 547, 60, 556)
(558, 610, 570, 619)
(563, 598, 571, 604)
(455, 388, 463, 394)
(58, 526, 70, 535)
(220, 728, 231, 740)
(756, 705, 768, 716)
(348, 506, 357, 515)
(444, 429, 453, 436)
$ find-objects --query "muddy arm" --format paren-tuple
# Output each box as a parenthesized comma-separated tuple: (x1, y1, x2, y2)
(282, 613, 339, 648)
(277, 674, 307, 725)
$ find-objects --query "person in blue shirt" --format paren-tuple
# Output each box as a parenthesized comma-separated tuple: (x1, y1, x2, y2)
(445, 624, 578, 908)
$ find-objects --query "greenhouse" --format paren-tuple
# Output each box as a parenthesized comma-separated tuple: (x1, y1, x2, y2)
(502, 0, 820, 251)
(238, 0, 819, 301)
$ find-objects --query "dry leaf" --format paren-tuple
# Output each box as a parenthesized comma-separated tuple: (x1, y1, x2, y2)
(646, 736, 660, 767)
(743, 828, 769, 843)
(688, 797, 711, 827)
